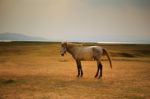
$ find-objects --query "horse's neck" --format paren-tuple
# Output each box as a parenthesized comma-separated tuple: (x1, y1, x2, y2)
(66, 44, 78, 57)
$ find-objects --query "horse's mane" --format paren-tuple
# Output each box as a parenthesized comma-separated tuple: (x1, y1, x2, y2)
(67, 42, 83, 46)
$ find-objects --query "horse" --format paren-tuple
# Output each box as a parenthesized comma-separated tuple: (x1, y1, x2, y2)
(60, 42, 112, 79)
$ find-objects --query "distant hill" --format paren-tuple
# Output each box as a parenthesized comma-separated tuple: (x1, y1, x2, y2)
(0, 33, 46, 41)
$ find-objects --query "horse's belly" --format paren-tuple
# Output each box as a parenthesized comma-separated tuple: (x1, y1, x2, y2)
(77, 53, 94, 61)
(78, 57, 92, 60)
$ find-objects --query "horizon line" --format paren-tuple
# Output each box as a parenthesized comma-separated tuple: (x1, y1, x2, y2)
(0, 40, 150, 44)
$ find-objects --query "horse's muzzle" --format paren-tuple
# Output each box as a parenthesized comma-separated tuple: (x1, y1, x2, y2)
(61, 54, 64, 56)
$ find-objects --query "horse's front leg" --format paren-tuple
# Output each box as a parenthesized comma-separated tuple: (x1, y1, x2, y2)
(75, 60, 83, 77)
(76, 61, 80, 77)
(79, 61, 83, 77)
(76, 60, 80, 77)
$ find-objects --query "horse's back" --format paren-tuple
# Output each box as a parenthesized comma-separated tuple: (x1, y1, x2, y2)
(75, 46, 103, 60)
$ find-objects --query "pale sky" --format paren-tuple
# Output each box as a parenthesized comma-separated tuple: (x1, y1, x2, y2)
(0, 0, 150, 43)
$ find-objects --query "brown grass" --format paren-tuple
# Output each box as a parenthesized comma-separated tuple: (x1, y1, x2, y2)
(0, 42, 150, 99)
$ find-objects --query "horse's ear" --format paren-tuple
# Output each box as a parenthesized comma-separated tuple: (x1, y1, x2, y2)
(61, 42, 67, 47)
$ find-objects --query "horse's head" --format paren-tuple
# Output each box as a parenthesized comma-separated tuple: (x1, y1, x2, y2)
(60, 42, 67, 56)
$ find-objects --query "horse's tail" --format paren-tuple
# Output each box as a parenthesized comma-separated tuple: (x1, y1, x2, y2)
(103, 48, 112, 69)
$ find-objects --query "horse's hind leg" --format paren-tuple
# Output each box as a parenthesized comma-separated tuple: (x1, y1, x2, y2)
(98, 62, 103, 79)
(95, 61, 100, 78)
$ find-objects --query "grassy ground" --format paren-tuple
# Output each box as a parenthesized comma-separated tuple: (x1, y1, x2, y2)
(0, 42, 150, 99)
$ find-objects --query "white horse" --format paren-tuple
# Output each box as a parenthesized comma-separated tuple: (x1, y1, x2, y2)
(60, 42, 112, 79)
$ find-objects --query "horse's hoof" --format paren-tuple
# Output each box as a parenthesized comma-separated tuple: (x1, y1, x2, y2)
(95, 75, 98, 78)
(98, 76, 102, 79)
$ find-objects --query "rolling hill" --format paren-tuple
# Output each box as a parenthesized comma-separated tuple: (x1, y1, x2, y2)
(0, 33, 46, 41)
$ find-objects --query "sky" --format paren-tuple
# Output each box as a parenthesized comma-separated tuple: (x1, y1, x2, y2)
(0, 0, 150, 43)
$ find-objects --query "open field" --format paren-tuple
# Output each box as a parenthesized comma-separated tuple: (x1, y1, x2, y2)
(0, 42, 150, 99)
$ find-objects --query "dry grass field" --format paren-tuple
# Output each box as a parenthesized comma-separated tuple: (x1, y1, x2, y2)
(0, 42, 150, 99)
